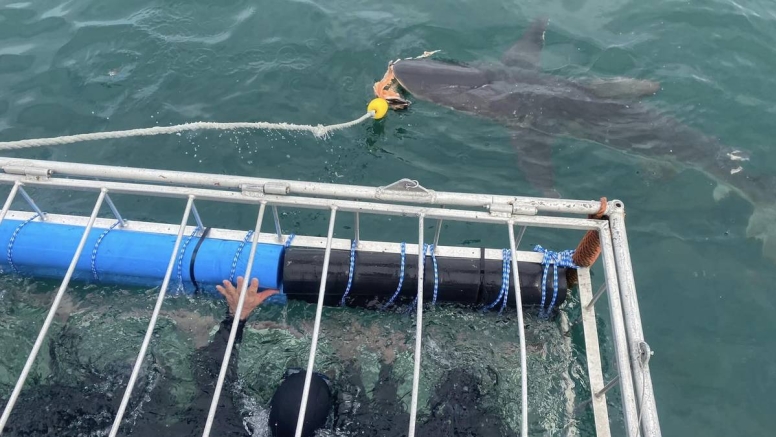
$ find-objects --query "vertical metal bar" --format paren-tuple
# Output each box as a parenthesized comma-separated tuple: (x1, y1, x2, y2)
(598, 222, 639, 436)
(354, 212, 360, 245)
(202, 202, 267, 437)
(407, 214, 425, 437)
(108, 195, 195, 437)
(433, 218, 442, 247)
(0, 181, 21, 226)
(0, 189, 107, 433)
(191, 202, 204, 230)
(294, 207, 337, 437)
(507, 221, 528, 437)
(576, 267, 611, 437)
(104, 194, 126, 227)
(272, 205, 282, 241)
(609, 207, 661, 437)
(18, 187, 45, 220)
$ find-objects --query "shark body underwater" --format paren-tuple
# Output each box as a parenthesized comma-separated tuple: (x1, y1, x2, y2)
(375, 18, 776, 263)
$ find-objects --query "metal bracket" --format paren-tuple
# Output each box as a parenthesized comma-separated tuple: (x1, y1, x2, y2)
(240, 182, 290, 197)
(3, 166, 53, 180)
(488, 200, 537, 217)
(637, 340, 653, 365)
(376, 179, 434, 201)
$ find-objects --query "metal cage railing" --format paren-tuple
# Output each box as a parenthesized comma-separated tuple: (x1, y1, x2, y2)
(0, 157, 660, 437)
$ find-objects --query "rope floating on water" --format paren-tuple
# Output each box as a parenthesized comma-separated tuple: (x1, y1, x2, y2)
(0, 111, 377, 150)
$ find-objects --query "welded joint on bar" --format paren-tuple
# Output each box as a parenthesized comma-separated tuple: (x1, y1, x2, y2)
(488, 200, 537, 217)
(18, 186, 46, 221)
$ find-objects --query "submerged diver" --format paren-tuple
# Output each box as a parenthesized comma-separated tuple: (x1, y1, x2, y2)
(130, 276, 335, 437)
(1, 277, 335, 437)
(3, 278, 514, 437)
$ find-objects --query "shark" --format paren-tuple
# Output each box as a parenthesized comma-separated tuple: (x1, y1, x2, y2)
(374, 18, 776, 263)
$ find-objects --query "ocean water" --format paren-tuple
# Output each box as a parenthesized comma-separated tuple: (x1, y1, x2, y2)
(1, 0, 776, 435)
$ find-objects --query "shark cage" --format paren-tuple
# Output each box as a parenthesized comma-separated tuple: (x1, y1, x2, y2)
(0, 157, 660, 437)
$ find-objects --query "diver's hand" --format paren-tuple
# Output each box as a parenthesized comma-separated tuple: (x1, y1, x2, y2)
(216, 276, 279, 321)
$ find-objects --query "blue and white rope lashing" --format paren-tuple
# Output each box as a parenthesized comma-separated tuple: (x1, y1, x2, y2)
(91, 220, 122, 282)
(6, 213, 40, 275)
(229, 230, 254, 283)
(339, 239, 357, 306)
(533, 245, 578, 318)
(484, 248, 511, 314)
(382, 242, 406, 309)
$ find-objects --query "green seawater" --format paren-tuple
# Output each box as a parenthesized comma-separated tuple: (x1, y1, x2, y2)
(1, 0, 776, 435)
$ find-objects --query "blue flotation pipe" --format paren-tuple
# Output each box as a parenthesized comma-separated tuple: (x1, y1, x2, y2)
(0, 220, 285, 302)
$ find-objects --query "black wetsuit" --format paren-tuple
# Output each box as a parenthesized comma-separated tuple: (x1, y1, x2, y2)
(1, 314, 252, 437)
(3, 315, 515, 437)
(129, 314, 250, 436)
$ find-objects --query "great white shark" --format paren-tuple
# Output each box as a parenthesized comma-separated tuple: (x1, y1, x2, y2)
(376, 18, 776, 263)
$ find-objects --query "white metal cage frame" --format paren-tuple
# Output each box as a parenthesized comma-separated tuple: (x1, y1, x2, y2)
(0, 157, 660, 437)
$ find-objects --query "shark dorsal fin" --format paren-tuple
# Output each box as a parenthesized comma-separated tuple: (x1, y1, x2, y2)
(502, 18, 549, 69)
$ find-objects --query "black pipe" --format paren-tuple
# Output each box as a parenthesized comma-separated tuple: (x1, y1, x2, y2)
(282, 247, 569, 310)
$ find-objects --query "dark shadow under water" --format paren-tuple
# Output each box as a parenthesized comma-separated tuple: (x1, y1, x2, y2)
(1, 319, 517, 437)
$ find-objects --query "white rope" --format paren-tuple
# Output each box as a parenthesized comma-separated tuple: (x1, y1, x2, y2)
(0, 111, 376, 150)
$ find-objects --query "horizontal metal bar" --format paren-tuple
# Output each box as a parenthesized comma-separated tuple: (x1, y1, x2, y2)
(0, 158, 607, 215)
(4, 210, 550, 263)
(0, 189, 107, 433)
(0, 175, 604, 231)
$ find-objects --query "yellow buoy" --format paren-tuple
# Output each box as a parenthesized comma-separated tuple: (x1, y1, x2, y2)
(367, 98, 389, 120)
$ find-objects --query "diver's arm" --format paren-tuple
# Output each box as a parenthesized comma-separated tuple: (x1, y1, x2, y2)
(195, 277, 279, 381)
(185, 277, 279, 434)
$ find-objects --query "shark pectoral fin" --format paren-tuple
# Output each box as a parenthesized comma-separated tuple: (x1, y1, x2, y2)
(511, 130, 560, 198)
(502, 17, 549, 69)
(581, 77, 661, 99)
(746, 205, 776, 264)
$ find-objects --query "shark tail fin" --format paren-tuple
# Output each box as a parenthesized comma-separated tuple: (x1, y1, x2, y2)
(746, 204, 776, 264)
